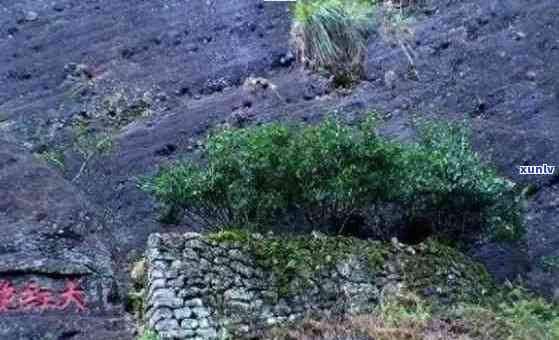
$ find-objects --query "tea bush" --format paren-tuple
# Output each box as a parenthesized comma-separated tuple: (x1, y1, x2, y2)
(396, 122, 525, 241)
(143, 115, 524, 242)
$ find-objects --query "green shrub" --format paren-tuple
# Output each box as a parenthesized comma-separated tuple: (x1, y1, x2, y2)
(496, 293, 559, 340)
(292, 0, 375, 87)
(143, 115, 524, 243)
(396, 122, 525, 241)
(453, 288, 559, 340)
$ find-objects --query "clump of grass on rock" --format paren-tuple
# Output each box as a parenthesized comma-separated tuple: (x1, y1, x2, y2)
(143, 113, 524, 244)
(292, 0, 375, 87)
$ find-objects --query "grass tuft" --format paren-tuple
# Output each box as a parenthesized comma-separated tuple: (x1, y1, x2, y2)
(292, 0, 375, 87)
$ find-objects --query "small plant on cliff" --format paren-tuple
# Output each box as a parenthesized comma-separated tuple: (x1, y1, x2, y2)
(144, 115, 524, 243)
(36, 147, 66, 172)
(292, 0, 374, 87)
(72, 120, 114, 182)
(138, 329, 160, 340)
(541, 255, 559, 272)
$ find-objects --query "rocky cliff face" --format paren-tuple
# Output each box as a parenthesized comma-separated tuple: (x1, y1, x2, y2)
(0, 142, 132, 339)
(1, 0, 558, 338)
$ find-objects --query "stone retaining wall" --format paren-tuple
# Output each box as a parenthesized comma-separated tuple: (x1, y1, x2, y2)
(143, 232, 383, 339)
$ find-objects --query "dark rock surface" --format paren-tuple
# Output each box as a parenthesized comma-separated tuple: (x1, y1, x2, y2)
(0, 141, 133, 339)
(1, 0, 559, 338)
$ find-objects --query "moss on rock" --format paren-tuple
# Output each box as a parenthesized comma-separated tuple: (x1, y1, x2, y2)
(398, 239, 497, 305)
(203, 229, 496, 304)
(206, 229, 391, 296)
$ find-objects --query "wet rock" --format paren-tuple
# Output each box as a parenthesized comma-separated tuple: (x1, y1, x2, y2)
(25, 11, 39, 22)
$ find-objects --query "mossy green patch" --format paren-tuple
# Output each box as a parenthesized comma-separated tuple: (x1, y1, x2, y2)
(205, 229, 391, 297)
(540, 255, 559, 273)
(125, 289, 144, 319)
(127, 258, 146, 320)
(138, 329, 160, 340)
(205, 230, 499, 305)
(400, 239, 496, 305)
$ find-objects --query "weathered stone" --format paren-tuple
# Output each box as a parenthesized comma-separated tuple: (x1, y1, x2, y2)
(224, 288, 252, 302)
(198, 318, 210, 329)
(196, 327, 217, 339)
(155, 319, 179, 332)
(160, 329, 196, 338)
(183, 232, 201, 241)
(151, 288, 176, 300)
(174, 307, 192, 320)
(149, 307, 173, 325)
(178, 286, 204, 299)
(149, 269, 166, 280)
(144, 232, 484, 337)
(191, 306, 210, 317)
(149, 278, 167, 291)
(184, 298, 204, 307)
(181, 318, 199, 330)
(167, 276, 185, 288)
(150, 298, 183, 309)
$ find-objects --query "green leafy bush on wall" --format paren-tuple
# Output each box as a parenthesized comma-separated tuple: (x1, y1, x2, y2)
(143, 114, 524, 243)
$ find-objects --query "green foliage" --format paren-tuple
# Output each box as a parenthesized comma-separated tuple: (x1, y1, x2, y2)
(453, 288, 559, 340)
(37, 148, 66, 171)
(138, 329, 160, 340)
(397, 122, 525, 241)
(72, 120, 114, 182)
(495, 290, 559, 340)
(145, 115, 524, 243)
(376, 287, 559, 340)
(75, 121, 113, 159)
(264, 288, 559, 340)
(292, 0, 375, 87)
(541, 255, 559, 273)
(125, 290, 144, 319)
(376, 292, 432, 327)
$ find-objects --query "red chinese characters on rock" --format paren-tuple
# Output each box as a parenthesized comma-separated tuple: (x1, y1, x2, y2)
(58, 280, 87, 311)
(0, 279, 87, 313)
(20, 283, 55, 310)
(0, 281, 16, 312)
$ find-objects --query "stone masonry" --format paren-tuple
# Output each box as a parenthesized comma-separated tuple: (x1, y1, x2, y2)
(143, 232, 382, 339)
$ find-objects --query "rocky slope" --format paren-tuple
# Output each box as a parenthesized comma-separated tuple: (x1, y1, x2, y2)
(1, 0, 558, 338)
